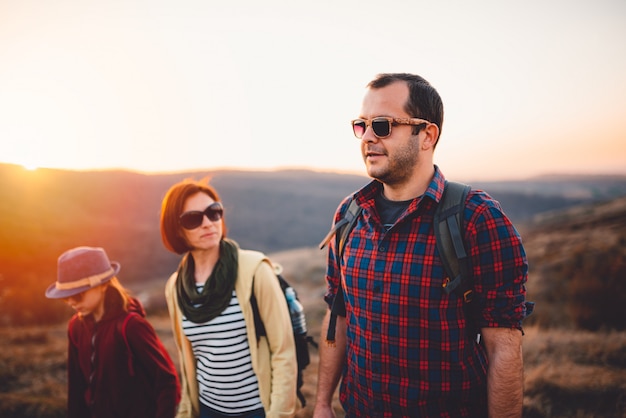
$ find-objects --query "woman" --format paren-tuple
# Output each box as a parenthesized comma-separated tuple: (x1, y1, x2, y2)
(160, 178, 297, 418)
(45, 246, 180, 418)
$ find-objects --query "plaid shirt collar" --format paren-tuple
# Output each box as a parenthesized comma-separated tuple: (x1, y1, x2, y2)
(354, 164, 447, 210)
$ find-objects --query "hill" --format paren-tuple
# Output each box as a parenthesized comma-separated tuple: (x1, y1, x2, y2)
(1, 162, 626, 325)
(522, 195, 626, 330)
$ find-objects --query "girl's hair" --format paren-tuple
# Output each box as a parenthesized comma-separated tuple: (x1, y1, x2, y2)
(107, 277, 131, 311)
(160, 177, 227, 254)
(77, 277, 130, 319)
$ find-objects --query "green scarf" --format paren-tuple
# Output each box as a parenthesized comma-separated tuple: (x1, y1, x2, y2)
(175, 239, 239, 324)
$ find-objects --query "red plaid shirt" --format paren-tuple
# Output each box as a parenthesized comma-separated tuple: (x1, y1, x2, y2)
(324, 166, 529, 417)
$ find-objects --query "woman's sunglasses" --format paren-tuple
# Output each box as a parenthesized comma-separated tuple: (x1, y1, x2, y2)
(179, 202, 224, 230)
(351, 116, 431, 139)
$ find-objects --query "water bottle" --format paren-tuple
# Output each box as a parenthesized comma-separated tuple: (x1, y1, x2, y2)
(285, 287, 307, 335)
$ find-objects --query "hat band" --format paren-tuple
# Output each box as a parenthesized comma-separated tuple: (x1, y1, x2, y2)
(55, 268, 114, 290)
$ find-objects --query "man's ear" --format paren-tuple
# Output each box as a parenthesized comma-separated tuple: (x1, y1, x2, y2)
(421, 123, 440, 150)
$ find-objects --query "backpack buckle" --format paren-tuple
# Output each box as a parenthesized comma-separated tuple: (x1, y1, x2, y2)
(442, 277, 450, 288)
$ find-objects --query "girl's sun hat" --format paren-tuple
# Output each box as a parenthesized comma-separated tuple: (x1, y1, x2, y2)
(45, 246, 120, 299)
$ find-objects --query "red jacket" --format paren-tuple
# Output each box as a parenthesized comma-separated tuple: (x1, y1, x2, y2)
(67, 288, 180, 418)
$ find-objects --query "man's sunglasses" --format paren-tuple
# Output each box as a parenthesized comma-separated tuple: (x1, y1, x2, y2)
(179, 202, 224, 230)
(351, 117, 431, 139)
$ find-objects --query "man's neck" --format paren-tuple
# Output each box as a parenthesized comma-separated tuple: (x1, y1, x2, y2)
(382, 164, 435, 201)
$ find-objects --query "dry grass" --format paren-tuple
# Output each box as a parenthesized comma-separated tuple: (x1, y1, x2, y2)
(0, 326, 67, 418)
(2, 248, 625, 417)
(522, 326, 626, 417)
(2, 321, 625, 417)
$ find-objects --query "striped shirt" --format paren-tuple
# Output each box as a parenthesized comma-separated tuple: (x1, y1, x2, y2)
(324, 166, 529, 417)
(182, 290, 263, 414)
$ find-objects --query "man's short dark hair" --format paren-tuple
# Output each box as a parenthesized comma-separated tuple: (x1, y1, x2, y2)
(368, 73, 444, 141)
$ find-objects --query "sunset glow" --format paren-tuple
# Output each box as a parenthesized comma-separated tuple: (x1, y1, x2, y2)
(1, 0, 625, 181)
(22, 163, 38, 171)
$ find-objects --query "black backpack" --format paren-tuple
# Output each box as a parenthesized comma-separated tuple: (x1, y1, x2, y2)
(319, 181, 533, 344)
(250, 269, 318, 407)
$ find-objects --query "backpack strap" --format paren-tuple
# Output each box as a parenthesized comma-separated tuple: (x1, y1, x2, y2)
(338, 199, 362, 259)
(119, 312, 140, 376)
(434, 181, 472, 303)
(250, 260, 287, 342)
(249, 277, 265, 342)
(322, 198, 362, 345)
(238, 250, 270, 343)
(319, 197, 362, 252)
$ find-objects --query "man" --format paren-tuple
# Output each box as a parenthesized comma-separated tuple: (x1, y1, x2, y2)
(314, 73, 530, 417)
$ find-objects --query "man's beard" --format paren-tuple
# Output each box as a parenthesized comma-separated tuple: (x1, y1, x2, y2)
(365, 138, 420, 185)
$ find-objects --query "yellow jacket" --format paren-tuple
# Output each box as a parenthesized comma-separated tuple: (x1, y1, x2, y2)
(164, 249, 297, 418)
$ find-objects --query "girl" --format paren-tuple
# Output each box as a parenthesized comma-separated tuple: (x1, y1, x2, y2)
(45, 246, 180, 418)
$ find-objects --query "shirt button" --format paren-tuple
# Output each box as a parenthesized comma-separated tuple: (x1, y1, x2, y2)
(378, 246, 386, 252)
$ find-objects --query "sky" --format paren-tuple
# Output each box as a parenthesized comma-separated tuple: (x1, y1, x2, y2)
(1, 0, 625, 181)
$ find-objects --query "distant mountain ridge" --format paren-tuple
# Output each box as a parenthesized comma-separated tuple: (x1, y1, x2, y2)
(1, 162, 626, 325)
(471, 174, 626, 199)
